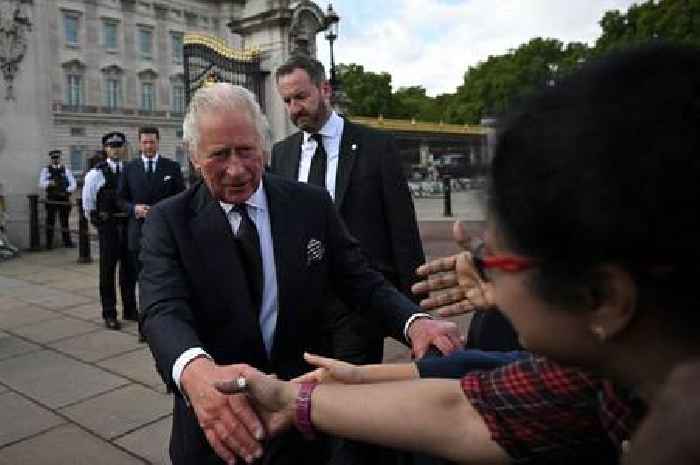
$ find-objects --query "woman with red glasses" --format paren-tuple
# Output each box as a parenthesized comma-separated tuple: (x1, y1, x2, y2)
(217, 43, 700, 465)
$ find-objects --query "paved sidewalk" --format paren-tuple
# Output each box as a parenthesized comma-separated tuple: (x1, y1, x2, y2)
(0, 191, 484, 464)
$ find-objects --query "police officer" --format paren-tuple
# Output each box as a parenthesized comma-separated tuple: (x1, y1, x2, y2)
(38, 150, 76, 248)
(82, 132, 137, 330)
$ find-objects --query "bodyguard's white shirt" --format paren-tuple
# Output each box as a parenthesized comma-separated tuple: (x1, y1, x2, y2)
(81, 159, 123, 216)
(141, 153, 160, 171)
(38, 165, 77, 192)
(172, 183, 278, 395)
(299, 111, 344, 200)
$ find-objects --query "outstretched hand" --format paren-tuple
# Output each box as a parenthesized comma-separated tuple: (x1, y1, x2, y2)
(412, 221, 494, 317)
(291, 353, 365, 385)
(216, 373, 299, 438)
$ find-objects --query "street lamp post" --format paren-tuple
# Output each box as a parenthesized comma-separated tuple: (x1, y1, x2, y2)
(324, 4, 340, 91)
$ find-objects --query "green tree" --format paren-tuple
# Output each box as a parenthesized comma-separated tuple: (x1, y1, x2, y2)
(337, 63, 393, 116)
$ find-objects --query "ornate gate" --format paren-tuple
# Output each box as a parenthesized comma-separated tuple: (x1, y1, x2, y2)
(183, 33, 265, 109)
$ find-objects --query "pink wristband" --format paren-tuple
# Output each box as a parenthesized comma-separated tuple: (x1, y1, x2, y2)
(294, 382, 318, 440)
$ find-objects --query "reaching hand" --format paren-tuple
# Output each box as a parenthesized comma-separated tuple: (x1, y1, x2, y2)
(408, 317, 463, 358)
(291, 353, 364, 385)
(217, 373, 299, 438)
(412, 221, 495, 317)
(181, 358, 265, 464)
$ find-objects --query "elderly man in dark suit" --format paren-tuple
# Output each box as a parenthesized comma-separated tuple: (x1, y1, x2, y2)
(271, 55, 425, 366)
(139, 83, 461, 465)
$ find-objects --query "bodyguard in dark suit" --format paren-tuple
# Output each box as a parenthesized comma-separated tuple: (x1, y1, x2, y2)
(272, 55, 425, 365)
(139, 83, 461, 465)
(118, 126, 184, 340)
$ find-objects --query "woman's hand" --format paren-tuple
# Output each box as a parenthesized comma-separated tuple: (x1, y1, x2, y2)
(292, 353, 366, 385)
(216, 373, 299, 437)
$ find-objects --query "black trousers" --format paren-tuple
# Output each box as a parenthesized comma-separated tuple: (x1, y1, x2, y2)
(98, 222, 136, 320)
(45, 199, 72, 247)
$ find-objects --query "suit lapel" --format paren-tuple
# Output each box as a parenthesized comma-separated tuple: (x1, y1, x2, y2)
(264, 176, 306, 362)
(281, 132, 304, 179)
(188, 184, 265, 347)
(335, 120, 359, 209)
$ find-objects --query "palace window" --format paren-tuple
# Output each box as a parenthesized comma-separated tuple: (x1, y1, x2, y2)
(171, 31, 183, 64)
(63, 12, 80, 46)
(103, 20, 119, 50)
(141, 82, 155, 111)
(138, 27, 153, 60)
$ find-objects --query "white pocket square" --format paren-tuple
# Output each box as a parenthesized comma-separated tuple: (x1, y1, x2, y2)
(163, 175, 172, 181)
(306, 238, 325, 265)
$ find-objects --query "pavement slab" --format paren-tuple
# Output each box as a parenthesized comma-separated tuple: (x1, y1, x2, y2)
(60, 384, 172, 440)
(97, 347, 164, 389)
(57, 301, 104, 323)
(0, 305, 59, 329)
(0, 391, 66, 447)
(115, 415, 173, 465)
(0, 350, 129, 408)
(11, 317, 100, 344)
(0, 332, 43, 361)
(49, 329, 143, 363)
(0, 424, 146, 465)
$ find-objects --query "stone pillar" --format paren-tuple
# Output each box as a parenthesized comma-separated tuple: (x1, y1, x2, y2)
(0, 0, 53, 249)
(227, 1, 330, 144)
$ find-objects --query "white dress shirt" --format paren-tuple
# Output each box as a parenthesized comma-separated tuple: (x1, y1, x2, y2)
(38, 165, 77, 192)
(172, 182, 279, 395)
(298, 111, 344, 200)
(81, 159, 122, 215)
(142, 153, 160, 172)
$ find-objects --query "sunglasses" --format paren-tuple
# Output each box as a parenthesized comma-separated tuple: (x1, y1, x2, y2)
(473, 254, 537, 282)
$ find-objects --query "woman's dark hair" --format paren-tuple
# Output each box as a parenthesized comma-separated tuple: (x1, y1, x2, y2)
(490, 42, 700, 314)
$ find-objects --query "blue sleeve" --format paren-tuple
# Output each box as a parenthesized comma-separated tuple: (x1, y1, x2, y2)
(416, 349, 529, 379)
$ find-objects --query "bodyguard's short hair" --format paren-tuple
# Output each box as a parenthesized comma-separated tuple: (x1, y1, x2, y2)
(182, 82, 270, 156)
(49, 150, 61, 158)
(275, 54, 326, 86)
(138, 127, 160, 140)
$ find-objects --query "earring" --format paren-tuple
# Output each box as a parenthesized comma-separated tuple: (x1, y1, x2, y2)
(592, 326, 607, 342)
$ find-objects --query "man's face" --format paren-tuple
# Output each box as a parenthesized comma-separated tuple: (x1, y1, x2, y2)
(276, 68, 332, 133)
(139, 133, 159, 158)
(105, 145, 126, 161)
(50, 156, 61, 166)
(191, 110, 264, 204)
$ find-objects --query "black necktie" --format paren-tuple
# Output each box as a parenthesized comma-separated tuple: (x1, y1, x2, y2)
(233, 204, 263, 314)
(147, 160, 154, 180)
(307, 134, 327, 187)
(115, 164, 121, 176)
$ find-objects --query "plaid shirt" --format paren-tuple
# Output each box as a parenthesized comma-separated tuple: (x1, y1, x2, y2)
(461, 355, 645, 464)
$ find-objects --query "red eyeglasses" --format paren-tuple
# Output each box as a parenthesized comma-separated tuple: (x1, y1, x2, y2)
(473, 254, 538, 282)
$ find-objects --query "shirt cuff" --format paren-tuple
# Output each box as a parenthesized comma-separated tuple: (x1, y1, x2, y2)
(403, 313, 433, 343)
(173, 347, 211, 401)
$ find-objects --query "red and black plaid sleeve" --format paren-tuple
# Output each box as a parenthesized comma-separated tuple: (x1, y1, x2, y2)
(461, 355, 638, 464)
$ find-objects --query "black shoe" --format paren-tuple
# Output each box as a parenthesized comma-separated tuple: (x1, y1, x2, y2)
(64, 242, 76, 248)
(138, 333, 147, 343)
(123, 314, 138, 322)
(104, 318, 121, 330)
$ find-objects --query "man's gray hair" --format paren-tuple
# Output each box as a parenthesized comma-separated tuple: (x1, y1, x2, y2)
(183, 83, 270, 157)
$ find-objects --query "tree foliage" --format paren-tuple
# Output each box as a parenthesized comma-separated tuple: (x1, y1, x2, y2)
(337, 0, 700, 124)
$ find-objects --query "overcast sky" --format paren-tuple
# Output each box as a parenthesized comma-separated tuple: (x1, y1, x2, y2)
(315, 0, 640, 96)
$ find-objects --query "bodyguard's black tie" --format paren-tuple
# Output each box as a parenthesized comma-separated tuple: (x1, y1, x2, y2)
(307, 133, 327, 188)
(115, 164, 120, 176)
(233, 204, 263, 314)
(146, 160, 154, 180)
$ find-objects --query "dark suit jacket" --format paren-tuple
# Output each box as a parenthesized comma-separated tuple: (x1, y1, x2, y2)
(271, 120, 425, 364)
(139, 175, 420, 465)
(117, 155, 185, 252)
